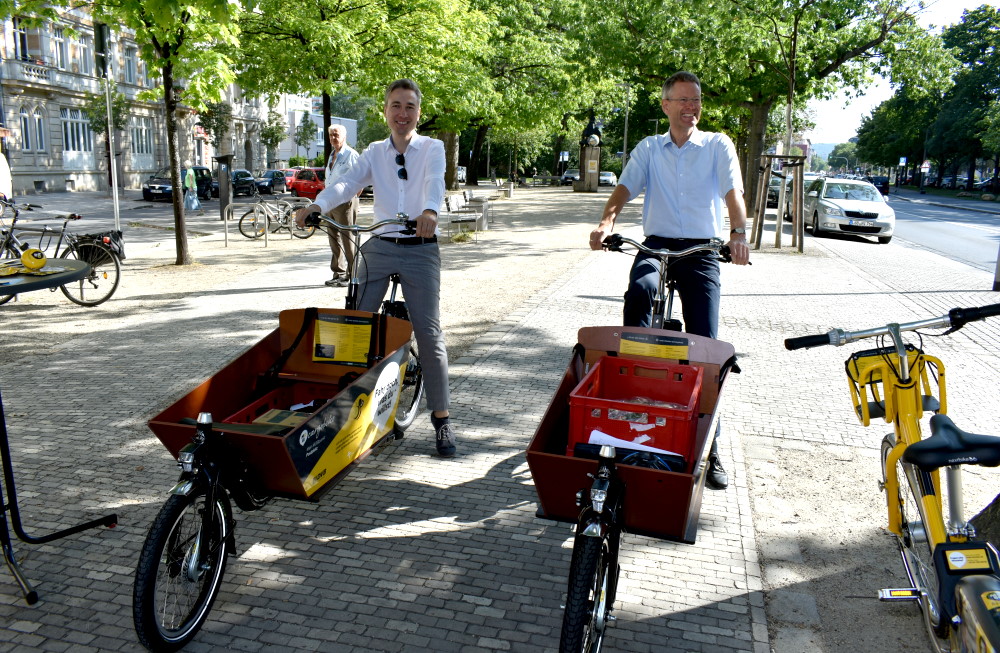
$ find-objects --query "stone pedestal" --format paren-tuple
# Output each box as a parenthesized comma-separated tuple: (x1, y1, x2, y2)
(574, 145, 601, 193)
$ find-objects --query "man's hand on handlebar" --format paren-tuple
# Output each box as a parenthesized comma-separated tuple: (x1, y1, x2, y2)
(726, 235, 750, 265)
(590, 225, 612, 251)
(294, 204, 321, 229)
(412, 211, 438, 239)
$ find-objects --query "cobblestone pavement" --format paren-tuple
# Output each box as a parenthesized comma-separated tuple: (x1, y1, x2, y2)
(0, 186, 998, 652)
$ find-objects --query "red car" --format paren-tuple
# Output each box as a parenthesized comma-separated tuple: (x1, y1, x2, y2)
(287, 168, 325, 199)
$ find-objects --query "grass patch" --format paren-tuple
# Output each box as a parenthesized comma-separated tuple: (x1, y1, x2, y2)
(449, 231, 475, 244)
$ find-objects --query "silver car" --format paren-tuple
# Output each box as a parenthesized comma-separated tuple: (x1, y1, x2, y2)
(803, 178, 895, 244)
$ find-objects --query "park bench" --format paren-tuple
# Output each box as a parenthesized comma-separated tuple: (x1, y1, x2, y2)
(443, 194, 485, 241)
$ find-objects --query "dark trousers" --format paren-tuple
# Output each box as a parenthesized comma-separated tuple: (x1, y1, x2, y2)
(623, 236, 721, 338)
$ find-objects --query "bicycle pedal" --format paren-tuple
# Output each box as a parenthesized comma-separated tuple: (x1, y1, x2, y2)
(878, 588, 921, 602)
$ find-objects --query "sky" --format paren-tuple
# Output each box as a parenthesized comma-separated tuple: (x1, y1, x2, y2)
(804, 0, 996, 144)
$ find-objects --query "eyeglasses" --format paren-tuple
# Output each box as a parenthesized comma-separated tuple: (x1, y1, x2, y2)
(396, 153, 407, 180)
(665, 97, 702, 105)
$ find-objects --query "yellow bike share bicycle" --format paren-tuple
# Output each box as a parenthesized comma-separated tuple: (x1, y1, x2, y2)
(786, 303, 1000, 652)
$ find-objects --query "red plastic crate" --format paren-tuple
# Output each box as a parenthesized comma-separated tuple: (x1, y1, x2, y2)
(567, 356, 703, 461)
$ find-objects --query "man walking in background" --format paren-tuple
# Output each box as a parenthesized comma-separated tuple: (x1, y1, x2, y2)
(323, 124, 360, 287)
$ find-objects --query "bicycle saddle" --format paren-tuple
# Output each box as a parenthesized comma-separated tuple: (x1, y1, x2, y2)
(902, 414, 1000, 471)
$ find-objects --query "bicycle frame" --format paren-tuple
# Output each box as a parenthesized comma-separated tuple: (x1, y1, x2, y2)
(602, 234, 731, 331)
(786, 304, 1000, 651)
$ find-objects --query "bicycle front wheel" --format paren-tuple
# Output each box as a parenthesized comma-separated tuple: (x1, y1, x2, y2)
(881, 433, 950, 646)
(238, 210, 266, 239)
(59, 241, 121, 306)
(0, 243, 19, 305)
(560, 534, 613, 653)
(393, 341, 424, 433)
(133, 490, 231, 653)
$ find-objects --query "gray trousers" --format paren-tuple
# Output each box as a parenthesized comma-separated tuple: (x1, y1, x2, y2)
(326, 197, 359, 276)
(355, 237, 449, 413)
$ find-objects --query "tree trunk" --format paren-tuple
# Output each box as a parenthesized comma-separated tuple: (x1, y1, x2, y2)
(468, 125, 489, 187)
(163, 63, 191, 265)
(440, 130, 459, 191)
(744, 100, 774, 213)
(552, 133, 566, 177)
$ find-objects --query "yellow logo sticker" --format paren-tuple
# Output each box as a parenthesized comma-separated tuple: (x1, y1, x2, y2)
(947, 549, 991, 570)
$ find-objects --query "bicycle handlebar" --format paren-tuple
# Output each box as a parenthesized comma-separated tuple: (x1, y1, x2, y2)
(602, 233, 737, 263)
(783, 302, 1000, 350)
(305, 212, 417, 235)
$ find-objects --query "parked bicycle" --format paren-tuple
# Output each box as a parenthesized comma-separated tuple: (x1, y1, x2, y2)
(526, 234, 740, 653)
(237, 191, 315, 240)
(785, 303, 1000, 652)
(0, 197, 122, 306)
(132, 214, 423, 652)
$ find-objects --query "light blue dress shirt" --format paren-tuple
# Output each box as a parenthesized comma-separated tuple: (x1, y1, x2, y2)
(619, 129, 743, 239)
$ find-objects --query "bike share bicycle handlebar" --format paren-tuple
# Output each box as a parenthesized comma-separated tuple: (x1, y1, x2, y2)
(304, 211, 418, 236)
(601, 232, 739, 263)
(783, 303, 1000, 350)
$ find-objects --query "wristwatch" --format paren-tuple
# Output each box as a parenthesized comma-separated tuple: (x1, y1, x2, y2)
(730, 227, 746, 236)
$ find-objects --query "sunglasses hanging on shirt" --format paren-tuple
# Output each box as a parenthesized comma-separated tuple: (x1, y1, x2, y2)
(396, 153, 407, 180)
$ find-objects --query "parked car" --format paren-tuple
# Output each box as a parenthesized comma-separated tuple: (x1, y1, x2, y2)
(598, 171, 617, 187)
(456, 166, 467, 183)
(865, 175, 890, 195)
(255, 169, 287, 194)
(975, 177, 998, 192)
(142, 166, 212, 201)
(766, 175, 784, 208)
(782, 173, 819, 220)
(283, 169, 297, 187)
(286, 167, 326, 199)
(210, 168, 256, 198)
(803, 177, 895, 244)
(562, 168, 580, 185)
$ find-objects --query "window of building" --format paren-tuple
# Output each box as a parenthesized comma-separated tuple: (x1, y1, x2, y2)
(76, 34, 93, 75)
(124, 47, 137, 84)
(53, 27, 67, 69)
(61, 108, 93, 152)
(34, 108, 45, 151)
(131, 116, 152, 155)
(13, 18, 30, 61)
(19, 108, 32, 151)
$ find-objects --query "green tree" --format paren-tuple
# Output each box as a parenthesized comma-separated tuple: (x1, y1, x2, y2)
(259, 110, 288, 167)
(81, 80, 130, 195)
(828, 142, 858, 172)
(294, 112, 318, 159)
(92, 0, 240, 265)
(196, 101, 233, 152)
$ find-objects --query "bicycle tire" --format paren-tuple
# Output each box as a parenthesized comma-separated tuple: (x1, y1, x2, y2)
(0, 243, 19, 305)
(393, 341, 424, 433)
(133, 489, 231, 653)
(560, 534, 611, 653)
(59, 241, 121, 306)
(238, 209, 265, 239)
(881, 433, 951, 647)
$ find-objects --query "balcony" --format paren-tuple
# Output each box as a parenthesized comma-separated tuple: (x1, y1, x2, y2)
(2, 57, 104, 96)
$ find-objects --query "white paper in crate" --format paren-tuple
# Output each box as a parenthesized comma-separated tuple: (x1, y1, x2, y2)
(587, 429, 682, 457)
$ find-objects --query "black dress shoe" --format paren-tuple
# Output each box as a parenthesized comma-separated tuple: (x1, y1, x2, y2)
(706, 437, 728, 490)
(706, 454, 728, 490)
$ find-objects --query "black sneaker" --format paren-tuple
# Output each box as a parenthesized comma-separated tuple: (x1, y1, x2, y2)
(324, 277, 347, 287)
(435, 421, 457, 457)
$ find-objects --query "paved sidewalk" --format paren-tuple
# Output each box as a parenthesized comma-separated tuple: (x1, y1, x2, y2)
(0, 186, 998, 652)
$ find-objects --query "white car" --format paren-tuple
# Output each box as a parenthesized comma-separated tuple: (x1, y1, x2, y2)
(599, 171, 617, 186)
(803, 177, 895, 244)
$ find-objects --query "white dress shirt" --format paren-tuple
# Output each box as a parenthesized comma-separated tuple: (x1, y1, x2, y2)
(619, 129, 743, 239)
(324, 143, 359, 184)
(313, 133, 445, 235)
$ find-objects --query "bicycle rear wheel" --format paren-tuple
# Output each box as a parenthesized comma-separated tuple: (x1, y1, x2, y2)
(881, 433, 950, 648)
(59, 241, 121, 306)
(133, 489, 231, 652)
(560, 534, 613, 653)
(238, 209, 266, 239)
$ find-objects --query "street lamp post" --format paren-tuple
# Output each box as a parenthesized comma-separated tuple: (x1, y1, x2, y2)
(617, 83, 631, 169)
(832, 156, 848, 173)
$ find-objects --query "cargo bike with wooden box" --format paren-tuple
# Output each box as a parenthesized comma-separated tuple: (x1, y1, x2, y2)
(132, 217, 425, 652)
(526, 234, 740, 652)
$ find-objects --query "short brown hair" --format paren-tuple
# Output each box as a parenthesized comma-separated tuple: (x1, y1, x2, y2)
(662, 72, 701, 99)
(384, 79, 422, 106)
